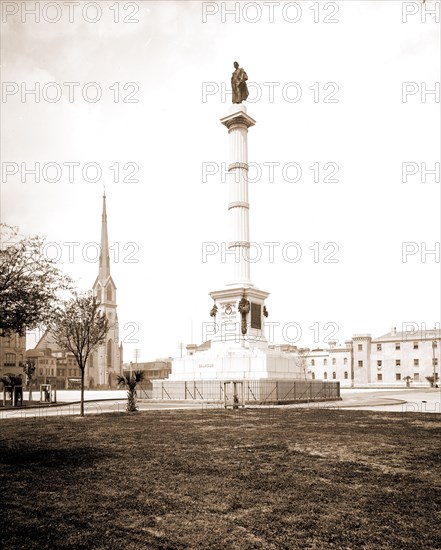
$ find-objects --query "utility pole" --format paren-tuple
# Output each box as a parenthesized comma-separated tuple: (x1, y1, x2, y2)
(432, 339, 438, 387)
(133, 349, 141, 375)
(178, 343, 184, 359)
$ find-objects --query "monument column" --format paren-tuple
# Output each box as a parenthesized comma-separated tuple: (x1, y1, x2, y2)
(221, 105, 256, 287)
(207, 62, 269, 350)
(154, 61, 317, 390)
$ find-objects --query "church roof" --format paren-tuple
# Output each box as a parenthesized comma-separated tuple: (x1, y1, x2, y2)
(98, 193, 111, 284)
(92, 274, 117, 291)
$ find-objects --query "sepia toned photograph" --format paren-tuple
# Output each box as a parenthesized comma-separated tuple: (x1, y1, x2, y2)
(1, 1, 440, 548)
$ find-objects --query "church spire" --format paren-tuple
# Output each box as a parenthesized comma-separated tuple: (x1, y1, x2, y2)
(98, 192, 111, 282)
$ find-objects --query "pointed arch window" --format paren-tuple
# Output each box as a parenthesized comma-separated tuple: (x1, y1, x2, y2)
(107, 286, 112, 302)
(107, 339, 113, 370)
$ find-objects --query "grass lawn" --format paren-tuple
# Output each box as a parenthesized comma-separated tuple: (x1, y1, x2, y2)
(1, 407, 440, 549)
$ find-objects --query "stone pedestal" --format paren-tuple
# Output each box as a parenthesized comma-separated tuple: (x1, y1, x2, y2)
(168, 347, 306, 382)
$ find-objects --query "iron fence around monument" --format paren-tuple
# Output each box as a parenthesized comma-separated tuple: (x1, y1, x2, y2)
(149, 380, 340, 404)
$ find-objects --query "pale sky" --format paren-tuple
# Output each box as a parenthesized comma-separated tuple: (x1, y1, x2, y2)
(1, 0, 440, 361)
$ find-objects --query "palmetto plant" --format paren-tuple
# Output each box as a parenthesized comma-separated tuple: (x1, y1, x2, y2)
(117, 370, 145, 412)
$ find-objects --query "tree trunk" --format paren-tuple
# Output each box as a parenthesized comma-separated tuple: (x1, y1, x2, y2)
(127, 389, 137, 412)
(28, 380, 33, 402)
(80, 367, 85, 417)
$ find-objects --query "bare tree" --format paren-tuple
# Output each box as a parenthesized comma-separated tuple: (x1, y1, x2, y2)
(51, 294, 109, 417)
(295, 347, 311, 380)
(21, 360, 36, 402)
(0, 224, 72, 336)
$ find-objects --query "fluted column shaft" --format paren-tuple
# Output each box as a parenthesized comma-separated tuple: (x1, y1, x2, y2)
(221, 106, 256, 287)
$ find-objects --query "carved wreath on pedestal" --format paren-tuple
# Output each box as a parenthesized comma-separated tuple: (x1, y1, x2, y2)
(238, 297, 250, 335)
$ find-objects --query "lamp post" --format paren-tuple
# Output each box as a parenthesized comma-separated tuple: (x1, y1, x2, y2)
(21, 359, 36, 402)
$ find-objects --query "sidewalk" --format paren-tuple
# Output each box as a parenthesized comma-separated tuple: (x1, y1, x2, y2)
(19, 389, 127, 404)
(2, 388, 440, 419)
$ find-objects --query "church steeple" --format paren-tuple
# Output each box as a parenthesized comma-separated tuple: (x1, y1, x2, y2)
(98, 192, 111, 283)
(93, 193, 116, 303)
(90, 193, 122, 388)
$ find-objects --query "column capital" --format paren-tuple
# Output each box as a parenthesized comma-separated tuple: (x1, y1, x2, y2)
(220, 107, 256, 131)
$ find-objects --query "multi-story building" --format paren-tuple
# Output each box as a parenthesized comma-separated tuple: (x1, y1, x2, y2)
(307, 327, 440, 388)
(307, 341, 352, 386)
(123, 361, 172, 384)
(26, 330, 81, 389)
(0, 333, 27, 377)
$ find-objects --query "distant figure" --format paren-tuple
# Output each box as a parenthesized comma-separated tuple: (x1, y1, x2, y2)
(231, 61, 249, 104)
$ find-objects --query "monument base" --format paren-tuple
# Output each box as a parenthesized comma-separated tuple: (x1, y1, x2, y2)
(150, 346, 341, 403)
(152, 377, 340, 403)
(168, 346, 306, 381)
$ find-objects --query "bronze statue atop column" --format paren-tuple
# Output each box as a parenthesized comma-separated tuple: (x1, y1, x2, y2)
(231, 61, 249, 104)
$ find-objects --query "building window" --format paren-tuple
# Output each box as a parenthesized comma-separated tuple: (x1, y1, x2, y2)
(332, 372, 336, 380)
(324, 359, 327, 366)
(4, 353, 15, 367)
(344, 358, 347, 365)
(344, 371, 348, 379)
(377, 344, 382, 351)
(377, 360, 382, 367)
(413, 342, 418, 349)
(414, 373, 420, 381)
(311, 359, 315, 366)
(414, 359, 419, 367)
(107, 339, 113, 370)
(311, 372, 315, 380)
(377, 373, 382, 381)
(433, 341, 438, 348)
(323, 372, 328, 380)
(434, 358, 439, 366)
(358, 344, 362, 351)
(39, 368, 43, 375)
(396, 373, 401, 381)
(107, 286, 112, 302)
(396, 359, 401, 367)
(395, 343, 400, 350)
(332, 358, 336, 365)
(358, 360, 363, 367)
